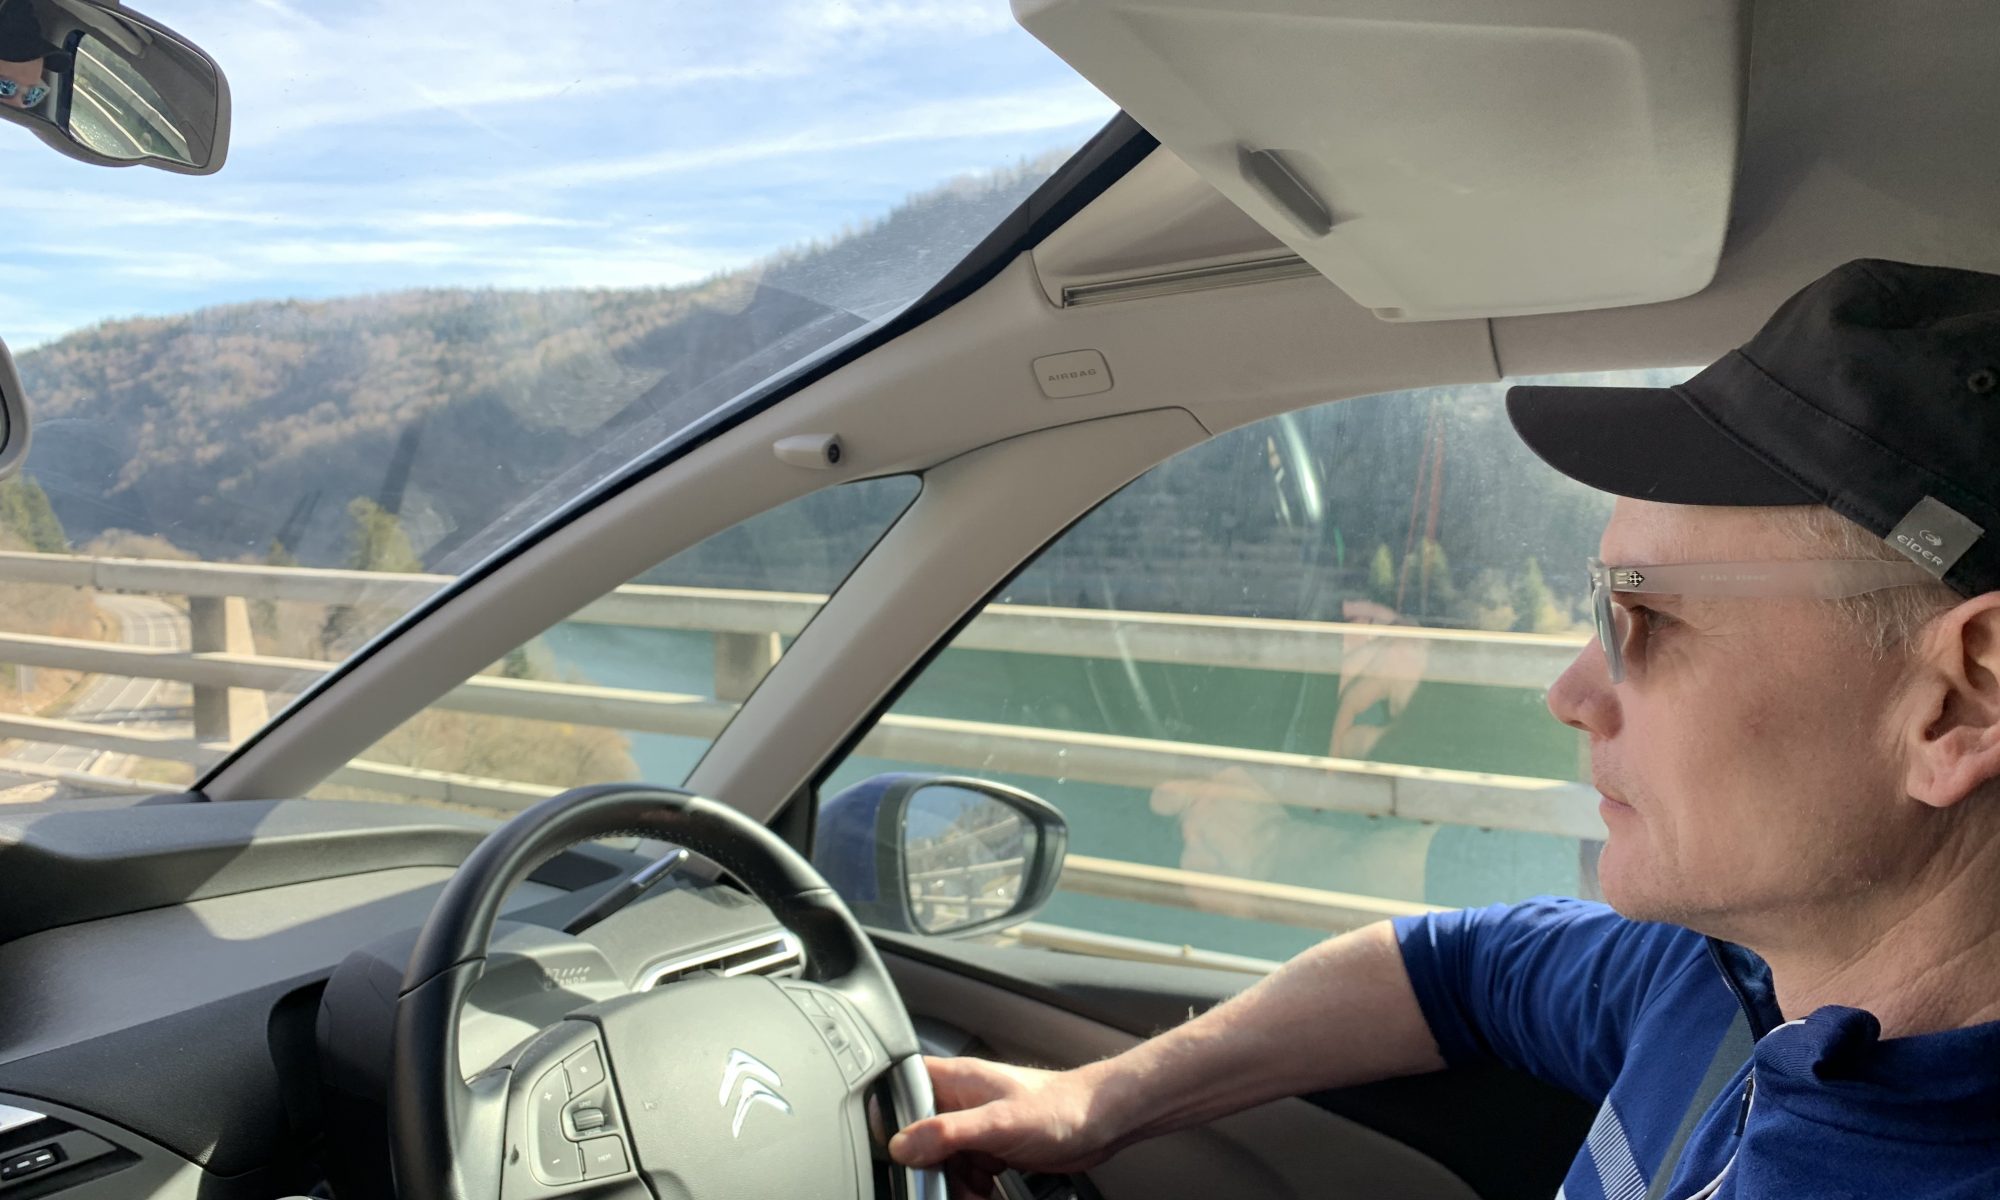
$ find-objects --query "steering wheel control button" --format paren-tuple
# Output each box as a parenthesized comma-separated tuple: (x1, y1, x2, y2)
(531, 1067, 583, 1186)
(530, 1137, 582, 1187)
(563, 1043, 607, 1094)
(532, 1141, 582, 1188)
(0, 1144, 61, 1181)
(795, 989, 874, 1081)
(578, 1135, 629, 1180)
(564, 1085, 618, 1139)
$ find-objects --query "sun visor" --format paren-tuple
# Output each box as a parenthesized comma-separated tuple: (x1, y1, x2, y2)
(1014, 0, 1746, 321)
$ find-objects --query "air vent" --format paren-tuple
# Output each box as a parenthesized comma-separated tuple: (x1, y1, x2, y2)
(638, 930, 804, 990)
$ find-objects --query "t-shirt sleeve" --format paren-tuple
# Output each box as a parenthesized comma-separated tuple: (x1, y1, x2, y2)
(1392, 897, 1705, 1102)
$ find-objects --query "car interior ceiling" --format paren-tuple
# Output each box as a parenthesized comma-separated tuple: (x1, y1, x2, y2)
(4, 2, 2000, 1200)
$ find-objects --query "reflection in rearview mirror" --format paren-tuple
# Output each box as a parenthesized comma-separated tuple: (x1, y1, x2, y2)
(0, 0, 227, 174)
(816, 773, 1069, 939)
(69, 29, 204, 164)
(902, 784, 1037, 936)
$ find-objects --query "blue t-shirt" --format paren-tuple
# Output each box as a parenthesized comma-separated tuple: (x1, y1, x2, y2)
(1393, 898, 2000, 1199)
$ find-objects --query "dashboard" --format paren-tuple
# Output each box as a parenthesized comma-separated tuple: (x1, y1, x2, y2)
(0, 794, 799, 1199)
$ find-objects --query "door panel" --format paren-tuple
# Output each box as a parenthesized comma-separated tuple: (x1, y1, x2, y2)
(881, 936, 1592, 1200)
(884, 947, 1487, 1200)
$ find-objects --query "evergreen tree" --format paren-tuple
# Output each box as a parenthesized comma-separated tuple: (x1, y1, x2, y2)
(1414, 538, 1459, 623)
(323, 498, 423, 651)
(1465, 567, 1520, 632)
(1367, 543, 1396, 604)
(1514, 557, 1572, 634)
(256, 539, 297, 632)
(0, 475, 67, 553)
(342, 497, 423, 573)
(499, 645, 537, 680)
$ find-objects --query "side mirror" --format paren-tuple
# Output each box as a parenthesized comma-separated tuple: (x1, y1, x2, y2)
(0, 336, 28, 482)
(0, 0, 229, 174)
(814, 774, 1069, 939)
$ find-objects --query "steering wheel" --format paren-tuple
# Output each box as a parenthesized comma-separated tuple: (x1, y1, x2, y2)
(388, 783, 946, 1200)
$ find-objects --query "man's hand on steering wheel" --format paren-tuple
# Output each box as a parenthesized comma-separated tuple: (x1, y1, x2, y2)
(890, 1056, 1130, 1197)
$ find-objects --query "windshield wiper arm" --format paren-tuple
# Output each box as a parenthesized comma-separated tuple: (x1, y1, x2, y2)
(562, 847, 689, 936)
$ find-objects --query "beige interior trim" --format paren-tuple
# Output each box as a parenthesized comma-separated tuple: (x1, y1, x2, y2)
(685, 407, 1209, 815)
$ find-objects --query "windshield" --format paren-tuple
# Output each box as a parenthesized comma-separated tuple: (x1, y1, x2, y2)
(0, 2, 1114, 792)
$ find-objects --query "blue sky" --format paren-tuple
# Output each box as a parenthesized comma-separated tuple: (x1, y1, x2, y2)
(0, 0, 1116, 347)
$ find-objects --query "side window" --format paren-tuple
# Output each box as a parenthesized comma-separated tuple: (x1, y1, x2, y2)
(310, 477, 918, 811)
(820, 376, 1684, 967)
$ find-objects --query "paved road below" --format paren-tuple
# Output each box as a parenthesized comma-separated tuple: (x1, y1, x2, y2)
(0, 595, 193, 791)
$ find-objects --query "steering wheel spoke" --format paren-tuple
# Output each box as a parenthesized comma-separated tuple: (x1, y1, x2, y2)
(780, 980, 949, 1200)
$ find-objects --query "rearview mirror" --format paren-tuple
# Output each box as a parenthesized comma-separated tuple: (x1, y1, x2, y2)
(0, 336, 29, 482)
(814, 774, 1069, 939)
(0, 0, 229, 174)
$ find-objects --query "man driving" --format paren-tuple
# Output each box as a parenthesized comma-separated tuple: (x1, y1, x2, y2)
(889, 258, 2000, 1198)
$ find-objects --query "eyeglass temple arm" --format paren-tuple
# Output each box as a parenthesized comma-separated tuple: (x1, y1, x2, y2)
(1607, 560, 1936, 599)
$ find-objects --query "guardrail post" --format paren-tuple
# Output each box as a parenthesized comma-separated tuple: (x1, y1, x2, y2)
(713, 631, 782, 703)
(189, 595, 270, 743)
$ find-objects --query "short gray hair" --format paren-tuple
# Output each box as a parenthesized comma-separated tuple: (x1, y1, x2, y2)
(1765, 505, 1962, 655)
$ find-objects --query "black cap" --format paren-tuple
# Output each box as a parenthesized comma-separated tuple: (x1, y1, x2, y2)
(0, 0, 58, 63)
(1507, 259, 2000, 597)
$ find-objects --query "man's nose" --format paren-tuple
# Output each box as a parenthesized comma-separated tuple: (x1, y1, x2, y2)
(1547, 638, 1621, 739)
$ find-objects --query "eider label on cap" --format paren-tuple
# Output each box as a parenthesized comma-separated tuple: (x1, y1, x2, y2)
(1888, 495, 1984, 579)
(1032, 349, 1113, 399)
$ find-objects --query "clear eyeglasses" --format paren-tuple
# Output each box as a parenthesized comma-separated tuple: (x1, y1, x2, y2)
(1587, 556, 1936, 682)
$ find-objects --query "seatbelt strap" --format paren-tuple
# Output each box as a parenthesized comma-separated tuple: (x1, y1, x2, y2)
(1642, 1012, 1754, 1200)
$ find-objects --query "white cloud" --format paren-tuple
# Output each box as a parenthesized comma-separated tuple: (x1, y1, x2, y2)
(33, 191, 313, 229)
(477, 241, 741, 291)
(405, 211, 596, 231)
(188, 1, 838, 149)
(230, 71, 667, 149)
(28, 244, 273, 287)
(239, 238, 471, 267)
(466, 82, 1112, 193)
(787, 0, 1018, 42)
(21, 192, 594, 238)
(170, 0, 1080, 153)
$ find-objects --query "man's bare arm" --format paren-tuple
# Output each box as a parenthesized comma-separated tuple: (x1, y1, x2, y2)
(889, 921, 1445, 1179)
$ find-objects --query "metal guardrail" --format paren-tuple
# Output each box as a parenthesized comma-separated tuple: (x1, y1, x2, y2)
(1008, 923, 1283, 976)
(0, 551, 1597, 939)
(0, 646, 1606, 840)
(0, 551, 1588, 685)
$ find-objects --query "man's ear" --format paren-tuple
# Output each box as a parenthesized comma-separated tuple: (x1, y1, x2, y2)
(1904, 594, 2000, 809)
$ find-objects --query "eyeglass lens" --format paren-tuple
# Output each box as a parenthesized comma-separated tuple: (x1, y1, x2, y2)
(1591, 562, 1631, 684)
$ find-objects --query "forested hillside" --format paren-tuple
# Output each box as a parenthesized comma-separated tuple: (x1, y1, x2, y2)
(11, 156, 1065, 572)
